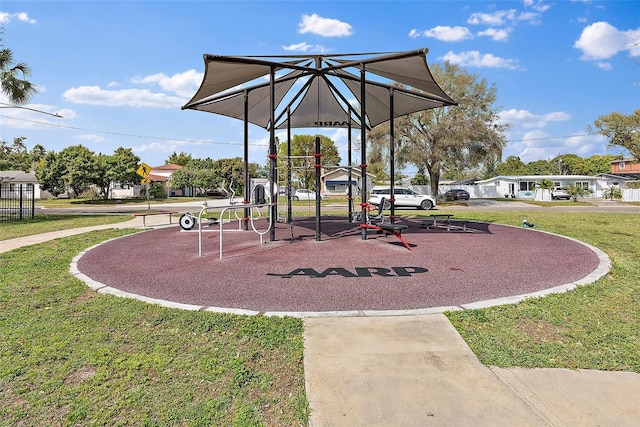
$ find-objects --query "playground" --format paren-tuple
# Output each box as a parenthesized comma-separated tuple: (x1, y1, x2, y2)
(74, 215, 608, 316)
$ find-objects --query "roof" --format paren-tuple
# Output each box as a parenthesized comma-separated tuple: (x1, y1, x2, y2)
(152, 164, 183, 171)
(0, 170, 38, 183)
(182, 49, 457, 131)
(320, 167, 374, 179)
(598, 172, 640, 180)
(611, 157, 639, 163)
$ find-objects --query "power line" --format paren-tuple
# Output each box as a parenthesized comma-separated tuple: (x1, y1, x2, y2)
(0, 114, 269, 147)
(2, 112, 594, 146)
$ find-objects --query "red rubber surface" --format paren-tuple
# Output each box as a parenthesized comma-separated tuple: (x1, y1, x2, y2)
(76, 217, 602, 313)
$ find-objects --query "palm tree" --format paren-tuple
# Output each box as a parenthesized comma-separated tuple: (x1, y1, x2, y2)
(535, 178, 554, 201)
(0, 31, 36, 105)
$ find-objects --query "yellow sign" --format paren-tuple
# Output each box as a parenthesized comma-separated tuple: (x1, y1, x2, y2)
(137, 162, 151, 178)
(141, 177, 151, 185)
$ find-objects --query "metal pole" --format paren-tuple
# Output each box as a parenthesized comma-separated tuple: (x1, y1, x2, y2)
(287, 108, 293, 224)
(269, 66, 277, 242)
(315, 136, 322, 241)
(348, 118, 353, 223)
(360, 67, 368, 240)
(389, 88, 396, 223)
(243, 90, 250, 231)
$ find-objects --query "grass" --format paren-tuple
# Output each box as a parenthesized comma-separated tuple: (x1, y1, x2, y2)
(0, 230, 308, 426)
(427, 210, 640, 372)
(1, 214, 131, 240)
(2, 208, 639, 424)
(36, 196, 206, 208)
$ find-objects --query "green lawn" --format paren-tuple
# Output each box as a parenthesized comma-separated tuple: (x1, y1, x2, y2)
(1, 214, 131, 240)
(0, 231, 308, 426)
(1, 209, 638, 425)
(436, 211, 640, 372)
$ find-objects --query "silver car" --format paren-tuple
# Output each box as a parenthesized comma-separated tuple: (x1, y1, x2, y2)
(369, 187, 436, 210)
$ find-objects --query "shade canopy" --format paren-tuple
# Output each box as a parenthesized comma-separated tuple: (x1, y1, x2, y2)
(182, 49, 457, 130)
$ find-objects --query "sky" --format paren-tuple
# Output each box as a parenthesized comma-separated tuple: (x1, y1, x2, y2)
(1, 0, 639, 174)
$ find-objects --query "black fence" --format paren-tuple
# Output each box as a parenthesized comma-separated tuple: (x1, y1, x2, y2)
(1, 183, 35, 222)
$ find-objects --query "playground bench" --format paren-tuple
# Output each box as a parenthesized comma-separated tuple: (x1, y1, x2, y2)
(420, 217, 470, 232)
(361, 222, 412, 251)
(133, 211, 178, 227)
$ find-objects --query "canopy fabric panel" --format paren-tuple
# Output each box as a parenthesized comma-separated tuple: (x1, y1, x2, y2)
(182, 49, 457, 130)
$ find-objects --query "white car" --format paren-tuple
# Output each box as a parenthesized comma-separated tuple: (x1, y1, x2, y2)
(292, 189, 322, 201)
(369, 187, 436, 210)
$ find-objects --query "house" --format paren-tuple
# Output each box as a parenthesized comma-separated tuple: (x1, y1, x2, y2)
(596, 157, 640, 201)
(319, 167, 375, 198)
(0, 171, 44, 198)
(440, 175, 604, 199)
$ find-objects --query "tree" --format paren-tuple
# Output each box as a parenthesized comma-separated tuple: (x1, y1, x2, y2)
(0, 137, 29, 171)
(551, 154, 589, 175)
(35, 151, 67, 197)
(590, 109, 640, 160)
(277, 134, 341, 190)
(493, 156, 529, 176)
(166, 151, 192, 166)
(368, 62, 508, 196)
(526, 159, 553, 175)
(94, 147, 140, 199)
(584, 154, 618, 175)
(0, 30, 36, 105)
(602, 186, 623, 201)
(35, 145, 99, 198)
(565, 183, 593, 202)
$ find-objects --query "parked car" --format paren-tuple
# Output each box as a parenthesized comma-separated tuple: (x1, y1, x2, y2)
(369, 187, 436, 210)
(205, 189, 229, 198)
(551, 187, 571, 200)
(444, 189, 470, 201)
(292, 188, 322, 201)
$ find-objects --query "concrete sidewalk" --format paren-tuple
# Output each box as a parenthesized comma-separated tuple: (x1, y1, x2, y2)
(3, 218, 639, 426)
(0, 215, 169, 254)
(304, 315, 640, 427)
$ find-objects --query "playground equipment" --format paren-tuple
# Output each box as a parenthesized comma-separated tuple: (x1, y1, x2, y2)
(190, 184, 274, 259)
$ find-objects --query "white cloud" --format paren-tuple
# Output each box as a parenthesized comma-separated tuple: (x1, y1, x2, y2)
(439, 51, 521, 70)
(468, 10, 514, 26)
(597, 62, 613, 71)
(0, 12, 36, 24)
(134, 140, 190, 155)
(63, 86, 186, 108)
(500, 109, 571, 129)
(477, 28, 511, 42)
(467, 7, 543, 26)
(574, 21, 640, 60)
(410, 26, 473, 42)
(131, 69, 202, 98)
(283, 42, 328, 53)
(298, 13, 353, 37)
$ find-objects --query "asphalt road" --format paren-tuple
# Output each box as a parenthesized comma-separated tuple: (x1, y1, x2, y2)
(36, 197, 640, 215)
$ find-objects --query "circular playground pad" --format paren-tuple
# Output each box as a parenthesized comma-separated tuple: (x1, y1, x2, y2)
(74, 216, 608, 316)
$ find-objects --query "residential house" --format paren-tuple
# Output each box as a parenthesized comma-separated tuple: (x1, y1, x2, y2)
(0, 170, 44, 198)
(319, 167, 375, 198)
(597, 157, 640, 201)
(440, 175, 604, 199)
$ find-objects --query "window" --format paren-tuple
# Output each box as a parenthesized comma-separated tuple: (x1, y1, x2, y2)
(553, 181, 561, 188)
(619, 162, 626, 170)
(576, 181, 589, 190)
(519, 181, 536, 191)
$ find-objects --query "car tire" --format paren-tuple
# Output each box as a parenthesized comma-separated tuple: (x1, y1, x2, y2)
(420, 199, 433, 210)
(383, 200, 391, 210)
(292, 196, 299, 201)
